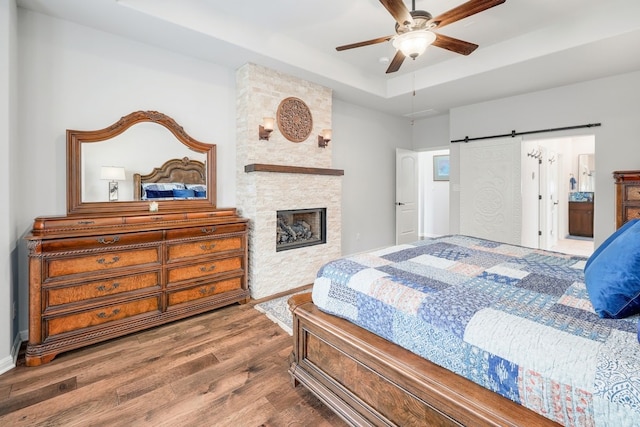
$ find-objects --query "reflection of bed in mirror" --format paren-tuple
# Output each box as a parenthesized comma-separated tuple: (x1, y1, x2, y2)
(133, 157, 206, 200)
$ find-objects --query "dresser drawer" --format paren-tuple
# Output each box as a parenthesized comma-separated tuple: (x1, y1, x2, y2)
(41, 231, 164, 252)
(166, 256, 243, 285)
(167, 236, 243, 262)
(46, 296, 160, 336)
(45, 247, 161, 280)
(165, 223, 246, 240)
(46, 272, 160, 308)
(625, 185, 640, 202)
(167, 276, 243, 307)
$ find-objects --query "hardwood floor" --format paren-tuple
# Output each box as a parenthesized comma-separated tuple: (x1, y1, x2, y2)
(0, 301, 347, 427)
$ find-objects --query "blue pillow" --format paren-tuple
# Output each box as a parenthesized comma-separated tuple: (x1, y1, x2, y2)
(173, 189, 195, 198)
(194, 190, 206, 198)
(585, 220, 640, 318)
(585, 219, 640, 270)
(145, 189, 174, 198)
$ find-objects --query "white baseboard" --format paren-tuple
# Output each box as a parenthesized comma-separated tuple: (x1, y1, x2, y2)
(0, 355, 14, 375)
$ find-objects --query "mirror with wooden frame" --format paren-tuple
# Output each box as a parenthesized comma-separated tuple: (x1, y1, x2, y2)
(67, 110, 216, 216)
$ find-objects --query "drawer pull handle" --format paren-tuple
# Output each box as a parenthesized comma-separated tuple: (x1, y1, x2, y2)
(199, 285, 216, 295)
(96, 283, 120, 292)
(78, 220, 95, 225)
(97, 236, 120, 245)
(96, 309, 121, 319)
(201, 227, 216, 234)
(97, 256, 120, 266)
(199, 265, 216, 273)
(200, 243, 217, 251)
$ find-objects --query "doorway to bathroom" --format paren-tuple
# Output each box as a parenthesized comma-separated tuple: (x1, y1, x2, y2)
(522, 135, 595, 256)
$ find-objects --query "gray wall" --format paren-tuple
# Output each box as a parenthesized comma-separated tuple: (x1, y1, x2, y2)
(332, 99, 412, 255)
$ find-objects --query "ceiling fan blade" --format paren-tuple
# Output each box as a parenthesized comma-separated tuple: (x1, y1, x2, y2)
(386, 50, 406, 74)
(428, 0, 505, 30)
(432, 33, 478, 55)
(336, 35, 393, 51)
(379, 0, 414, 27)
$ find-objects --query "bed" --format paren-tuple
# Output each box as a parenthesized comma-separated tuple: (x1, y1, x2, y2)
(133, 156, 207, 200)
(288, 233, 640, 426)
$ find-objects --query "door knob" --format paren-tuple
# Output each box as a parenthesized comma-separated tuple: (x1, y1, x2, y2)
(395, 202, 405, 206)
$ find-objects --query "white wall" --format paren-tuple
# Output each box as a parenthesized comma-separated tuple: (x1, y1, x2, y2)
(332, 99, 413, 255)
(0, 0, 18, 374)
(446, 71, 640, 248)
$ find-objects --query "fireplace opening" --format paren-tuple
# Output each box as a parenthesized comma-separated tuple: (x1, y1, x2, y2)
(276, 208, 326, 252)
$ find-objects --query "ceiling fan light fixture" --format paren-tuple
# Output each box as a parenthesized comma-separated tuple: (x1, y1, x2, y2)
(392, 31, 436, 59)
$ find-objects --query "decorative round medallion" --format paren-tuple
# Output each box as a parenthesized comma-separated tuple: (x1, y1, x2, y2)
(277, 97, 313, 143)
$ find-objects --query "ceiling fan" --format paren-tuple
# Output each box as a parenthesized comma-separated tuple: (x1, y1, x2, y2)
(336, 0, 506, 74)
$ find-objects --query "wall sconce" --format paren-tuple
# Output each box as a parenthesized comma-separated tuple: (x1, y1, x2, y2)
(259, 117, 275, 140)
(318, 129, 332, 148)
(100, 166, 126, 201)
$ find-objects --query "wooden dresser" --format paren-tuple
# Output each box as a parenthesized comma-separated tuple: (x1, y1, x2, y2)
(613, 170, 640, 228)
(25, 110, 250, 366)
(25, 209, 248, 366)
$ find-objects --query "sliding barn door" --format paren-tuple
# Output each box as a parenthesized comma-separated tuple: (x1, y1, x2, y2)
(460, 137, 522, 245)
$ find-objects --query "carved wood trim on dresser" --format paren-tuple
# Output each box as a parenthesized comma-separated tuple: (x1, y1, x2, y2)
(25, 209, 249, 366)
(613, 170, 640, 229)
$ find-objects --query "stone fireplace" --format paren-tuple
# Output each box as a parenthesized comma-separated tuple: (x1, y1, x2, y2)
(235, 64, 343, 299)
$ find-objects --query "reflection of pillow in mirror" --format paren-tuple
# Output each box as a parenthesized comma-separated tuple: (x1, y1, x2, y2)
(145, 190, 174, 199)
(185, 184, 206, 192)
(141, 182, 186, 199)
(173, 189, 195, 198)
(194, 190, 206, 198)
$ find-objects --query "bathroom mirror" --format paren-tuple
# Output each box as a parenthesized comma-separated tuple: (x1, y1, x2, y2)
(67, 111, 216, 216)
(577, 153, 595, 192)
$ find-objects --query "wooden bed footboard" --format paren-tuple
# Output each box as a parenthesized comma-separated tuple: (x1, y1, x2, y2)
(288, 293, 561, 427)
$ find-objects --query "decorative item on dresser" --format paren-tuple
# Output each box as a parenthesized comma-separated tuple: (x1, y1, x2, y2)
(613, 170, 640, 228)
(25, 111, 249, 366)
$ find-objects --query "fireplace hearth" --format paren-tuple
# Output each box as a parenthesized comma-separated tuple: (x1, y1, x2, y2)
(277, 208, 326, 251)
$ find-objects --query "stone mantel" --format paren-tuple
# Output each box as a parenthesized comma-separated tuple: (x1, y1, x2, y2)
(244, 163, 344, 176)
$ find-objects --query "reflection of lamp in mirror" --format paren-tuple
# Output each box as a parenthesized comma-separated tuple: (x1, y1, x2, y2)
(100, 166, 125, 201)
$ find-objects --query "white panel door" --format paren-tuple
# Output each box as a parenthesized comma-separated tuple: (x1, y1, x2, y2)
(396, 148, 419, 244)
(542, 150, 560, 250)
(460, 137, 522, 245)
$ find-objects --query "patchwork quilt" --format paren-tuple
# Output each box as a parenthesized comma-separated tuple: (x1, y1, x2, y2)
(312, 235, 640, 427)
